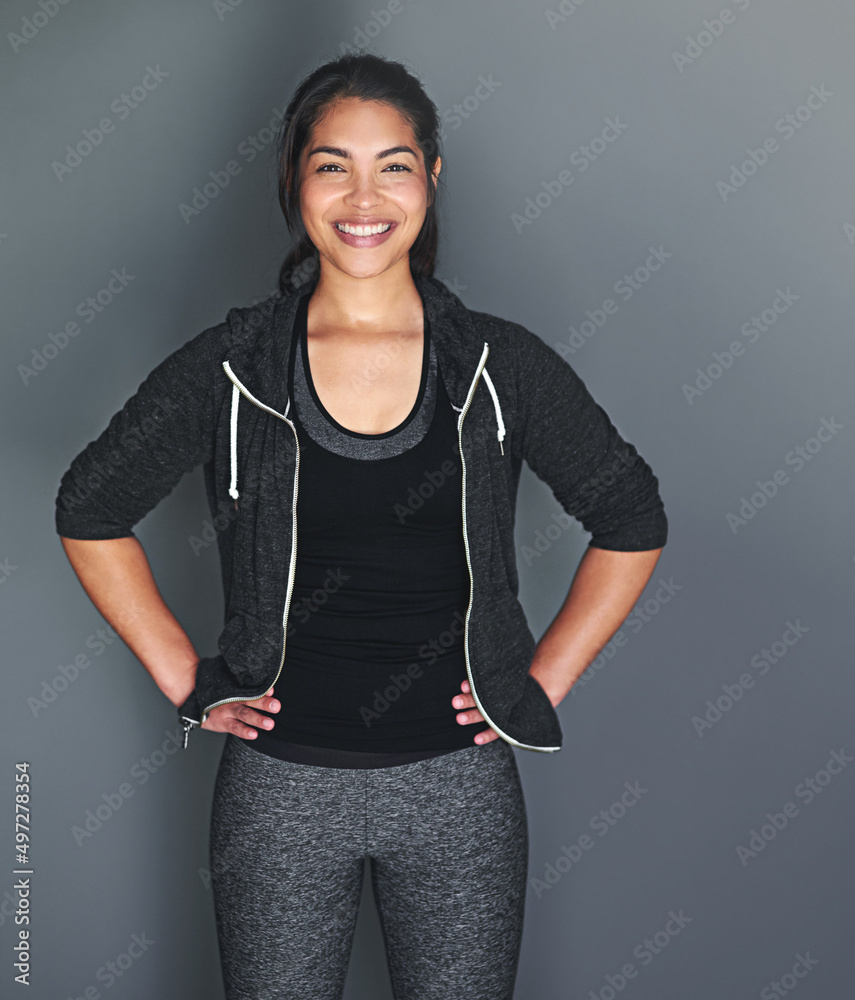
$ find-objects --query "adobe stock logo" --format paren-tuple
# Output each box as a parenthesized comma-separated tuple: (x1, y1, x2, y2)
(682, 287, 799, 405)
(716, 84, 834, 202)
(8, 0, 75, 53)
(671, 0, 753, 74)
(511, 117, 629, 234)
(555, 247, 673, 357)
(735, 748, 852, 866)
(691, 619, 809, 737)
(725, 417, 843, 533)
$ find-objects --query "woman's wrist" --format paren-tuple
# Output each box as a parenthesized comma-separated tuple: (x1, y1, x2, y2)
(529, 659, 571, 709)
(158, 659, 199, 708)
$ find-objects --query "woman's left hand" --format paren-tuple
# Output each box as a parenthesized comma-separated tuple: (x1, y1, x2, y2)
(452, 679, 501, 744)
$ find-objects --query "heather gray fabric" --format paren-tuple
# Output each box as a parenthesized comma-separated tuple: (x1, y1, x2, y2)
(293, 300, 439, 459)
(210, 733, 528, 1000)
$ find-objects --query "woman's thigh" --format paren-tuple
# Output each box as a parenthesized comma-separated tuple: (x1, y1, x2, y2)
(366, 738, 529, 1000)
(209, 735, 366, 1000)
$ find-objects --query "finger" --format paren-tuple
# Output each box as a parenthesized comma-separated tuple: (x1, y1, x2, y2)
(239, 707, 276, 731)
(231, 703, 276, 734)
(473, 727, 499, 745)
(451, 692, 476, 710)
(454, 705, 484, 726)
(244, 689, 280, 712)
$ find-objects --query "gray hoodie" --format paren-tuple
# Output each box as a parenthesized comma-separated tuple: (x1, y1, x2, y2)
(55, 272, 668, 753)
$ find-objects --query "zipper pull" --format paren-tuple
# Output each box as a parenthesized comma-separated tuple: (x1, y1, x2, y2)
(180, 718, 199, 750)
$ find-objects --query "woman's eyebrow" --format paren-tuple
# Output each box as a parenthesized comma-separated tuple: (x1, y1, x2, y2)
(307, 144, 418, 160)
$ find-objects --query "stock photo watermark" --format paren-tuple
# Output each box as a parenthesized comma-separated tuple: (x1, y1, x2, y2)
(359, 610, 466, 727)
(735, 747, 852, 866)
(716, 84, 834, 202)
(286, 568, 350, 636)
(52, 66, 170, 181)
(438, 75, 501, 140)
(511, 116, 629, 234)
(187, 498, 239, 555)
(178, 106, 285, 223)
(570, 578, 682, 694)
(393, 445, 460, 524)
(27, 622, 123, 717)
(725, 417, 843, 533)
(691, 619, 809, 736)
(71, 728, 185, 846)
(555, 246, 673, 357)
(8, 0, 76, 53)
(54, 392, 183, 519)
(65, 931, 155, 998)
(18, 268, 136, 385)
(0, 556, 18, 587)
(544, 0, 597, 31)
(585, 908, 694, 1000)
(682, 287, 799, 404)
(530, 779, 649, 898)
(671, 0, 754, 74)
(759, 951, 819, 999)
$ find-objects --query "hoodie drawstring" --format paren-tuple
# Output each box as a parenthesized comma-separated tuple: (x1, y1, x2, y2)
(225, 354, 506, 506)
(228, 383, 240, 503)
(480, 366, 506, 455)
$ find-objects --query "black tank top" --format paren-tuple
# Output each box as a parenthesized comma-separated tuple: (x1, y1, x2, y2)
(247, 290, 483, 768)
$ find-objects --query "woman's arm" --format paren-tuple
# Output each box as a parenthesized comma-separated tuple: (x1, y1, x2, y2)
(59, 536, 281, 738)
(527, 545, 664, 707)
(453, 545, 663, 742)
(59, 536, 200, 707)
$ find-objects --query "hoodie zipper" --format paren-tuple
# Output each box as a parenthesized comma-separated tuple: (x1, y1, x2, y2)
(458, 343, 559, 753)
(182, 361, 301, 742)
(183, 347, 559, 753)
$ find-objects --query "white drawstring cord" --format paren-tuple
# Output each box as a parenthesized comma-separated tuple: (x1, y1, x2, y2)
(226, 356, 504, 505)
(480, 367, 506, 455)
(228, 383, 240, 501)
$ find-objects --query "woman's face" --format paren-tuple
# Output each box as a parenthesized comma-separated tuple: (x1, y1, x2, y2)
(298, 97, 439, 281)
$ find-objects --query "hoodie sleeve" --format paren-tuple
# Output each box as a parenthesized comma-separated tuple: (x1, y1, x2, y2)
(510, 324, 668, 552)
(55, 323, 223, 540)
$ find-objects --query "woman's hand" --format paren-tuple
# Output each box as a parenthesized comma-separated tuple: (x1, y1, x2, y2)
(201, 686, 281, 740)
(452, 679, 501, 745)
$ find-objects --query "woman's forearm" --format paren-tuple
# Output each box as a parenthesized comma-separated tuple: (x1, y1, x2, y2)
(529, 545, 664, 707)
(58, 536, 199, 707)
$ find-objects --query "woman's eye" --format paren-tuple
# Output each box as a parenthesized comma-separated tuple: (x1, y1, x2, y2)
(316, 163, 412, 174)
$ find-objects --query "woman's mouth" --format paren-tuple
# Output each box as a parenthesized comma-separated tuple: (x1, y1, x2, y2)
(332, 220, 397, 247)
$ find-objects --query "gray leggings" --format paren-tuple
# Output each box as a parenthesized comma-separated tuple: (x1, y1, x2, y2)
(209, 733, 529, 1000)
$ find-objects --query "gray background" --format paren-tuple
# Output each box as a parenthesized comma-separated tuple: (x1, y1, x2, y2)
(2, 0, 853, 996)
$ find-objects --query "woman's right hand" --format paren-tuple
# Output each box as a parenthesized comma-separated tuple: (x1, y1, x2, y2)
(201, 687, 281, 739)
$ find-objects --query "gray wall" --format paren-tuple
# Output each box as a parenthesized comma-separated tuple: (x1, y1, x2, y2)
(2, 0, 853, 996)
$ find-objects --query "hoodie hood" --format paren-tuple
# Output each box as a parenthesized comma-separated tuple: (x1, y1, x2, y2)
(223, 273, 507, 502)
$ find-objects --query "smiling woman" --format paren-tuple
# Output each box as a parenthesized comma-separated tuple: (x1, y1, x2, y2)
(300, 99, 428, 265)
(55, 51, 667, 1000)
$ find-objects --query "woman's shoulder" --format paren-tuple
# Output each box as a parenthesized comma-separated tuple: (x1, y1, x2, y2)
(445, 289, 575, 382)
(419, 274, 542, 355)
(220, 287, 285, 350)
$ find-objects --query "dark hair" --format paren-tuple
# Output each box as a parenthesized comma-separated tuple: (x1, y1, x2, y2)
(275, 52, 443, 293)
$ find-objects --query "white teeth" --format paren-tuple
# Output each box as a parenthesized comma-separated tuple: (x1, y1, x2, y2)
(335, 222, 392, 236)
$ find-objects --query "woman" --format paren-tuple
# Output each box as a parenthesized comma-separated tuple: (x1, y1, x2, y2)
(56, 53, 667, 1000)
